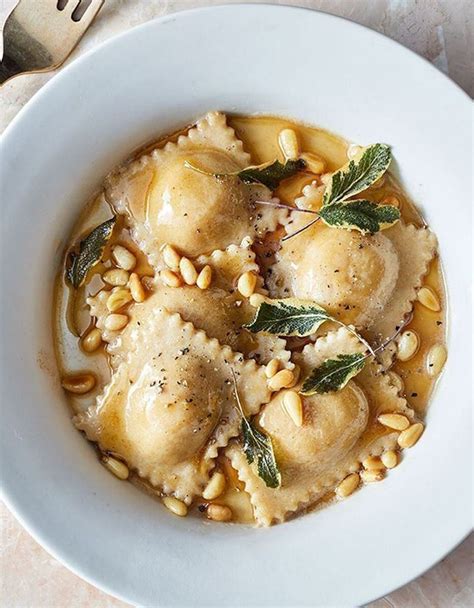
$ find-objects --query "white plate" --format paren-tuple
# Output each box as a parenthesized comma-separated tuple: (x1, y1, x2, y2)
(1, 5, 471, 607)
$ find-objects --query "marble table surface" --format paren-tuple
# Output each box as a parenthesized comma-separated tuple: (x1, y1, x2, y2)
(1, 1, 472, 606)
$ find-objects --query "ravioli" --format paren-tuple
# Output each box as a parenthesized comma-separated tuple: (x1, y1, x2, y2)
(75, 308, 271, 503)
(105, 112, 286, 265)
(87, 244, 291, 368)
(269, 183, 437, 345)
(227, 327, 414, 526)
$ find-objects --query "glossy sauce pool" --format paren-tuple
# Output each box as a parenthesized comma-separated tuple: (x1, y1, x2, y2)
(53, 115, 446, 523)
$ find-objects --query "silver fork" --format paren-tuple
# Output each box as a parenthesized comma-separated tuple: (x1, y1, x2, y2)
(0, 0, 104, 85)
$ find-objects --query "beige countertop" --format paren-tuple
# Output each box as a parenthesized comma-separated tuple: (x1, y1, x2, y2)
(1, 1, 472, 606)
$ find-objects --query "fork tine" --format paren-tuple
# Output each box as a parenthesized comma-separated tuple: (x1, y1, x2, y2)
(71, 0, 104, 33)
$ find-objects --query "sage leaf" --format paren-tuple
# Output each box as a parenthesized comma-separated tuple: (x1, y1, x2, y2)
(245, 298, 333, 336)
(66, 217, 116, 288)
(241, 418, 281, 489)
(235, 158, 306, 189)
(185, 158, 306, 190)
(323, 144, 391, 206)
(319, 200, 400, 234)
(300, 353, 367, 395)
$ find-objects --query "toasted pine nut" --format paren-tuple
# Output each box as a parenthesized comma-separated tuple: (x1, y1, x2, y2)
(360, 469, 385, 483)
(162, 244, 181, 270)
(287, 364, 300, 388)
(381, 450, 399, 469)
(382, 194, 401, 207)
(362, 456, 386, 471)
(103, 268, 129, 286)
(347, 144, 362, 159)
(278, 128, 300, 160)
(282, 390, 303, 427)
(101, 455, 129, 480)
(398, 423, 424, 449)
(112, 245, 136, 271)
(237, 271, 257, 298)
(417, 286, 440, 311)
(81, 327, 102, 353)
(196, 265, 212, 290)
(163, 496, 188, 517)
(377, 413, 410, 431)
(104, 313, 128, 331)
(207, 504, 232, 522)
(106, 288, 133, 312)
(129, 273, 146, 303)
(387, 371, 404, 393)
(179, 257, 198, 285)
(300, 152, 326, 174)
(336, 473, 360, 498)
(249, 293, 265, 307)
(61, 373, 96, 394)
(202, 472, 226, 500)
(426, 344, 447, 377)
(265, 358, 280, 378)
(268, 369, 294, 391)
(160, 269, 183, 288)
(397, 330, 419, 362)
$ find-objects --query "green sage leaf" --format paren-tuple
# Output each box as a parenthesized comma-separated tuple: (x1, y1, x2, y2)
(245, 298, 333, 336)
(319, 200, 400, 234)
(300, 353, 367, 395)
(323, 144, 391, 206)
(241, 417, 281, 489)
(66, 217, 116, 288)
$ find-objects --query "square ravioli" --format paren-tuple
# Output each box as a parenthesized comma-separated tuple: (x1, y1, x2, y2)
(105, 111, 287, 265)
(75, 307, 271, 503)
(227, 327, 414, 526)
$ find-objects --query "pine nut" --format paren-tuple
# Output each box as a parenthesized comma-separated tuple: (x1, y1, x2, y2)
(268, 369, 294, 391)
(426, 344, 447, 377)
(397, 330, 419, 361)
(265, 358, 280, 378)
(362, 456, 386, 471)
(162, 496, 188, 517)
(382, 194, 401, 207)
(237, 271, 257, 297)
(347, 144, 362, 159)
(417, 286, 440, 311)
(387, 371, 404, 393)
(160, 269, 183, 288)
(381, 450, 399, 469)
(106, 288, 132, 312)
(278, 128, 300, 160)
(321, 172, 332, 185)
(61, 373, 96, 394)
(162, 244, 181, 270)
(249, 293, 265, 307)
(101, 455, 129, 480)
(336, 473, 360, 498)
(112, 245, 136, 271)
(202, 472, 226, 500)
(196, 265, 212, 290)
(287, 364, 301, 388)
(179, 257, 198, 285)
(360, 469, 385, 483)
(398, 423, 424, 449)
(103, 268, 129, 286)
(104, 313, 129, 331)
(81, 327, 102, 353)
(282, 390, 303, 427)
(377, 413, 410, 431)
(300, 152, 326, 174)
(129, 273, 146, 303)
(207, 504, 232, 522)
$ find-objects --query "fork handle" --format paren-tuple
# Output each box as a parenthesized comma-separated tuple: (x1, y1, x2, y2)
(0, 56, 23, 85)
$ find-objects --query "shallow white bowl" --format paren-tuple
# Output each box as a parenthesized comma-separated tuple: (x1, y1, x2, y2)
(1, 5, 471, 606)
